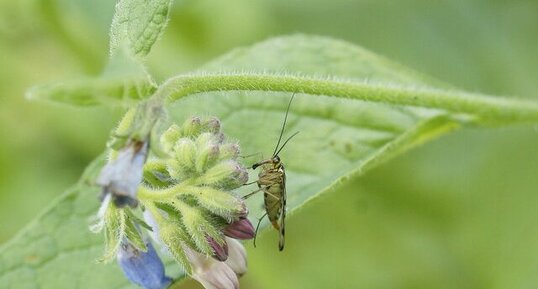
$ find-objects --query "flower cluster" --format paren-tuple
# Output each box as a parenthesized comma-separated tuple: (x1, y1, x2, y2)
(93, 115, 254, 289)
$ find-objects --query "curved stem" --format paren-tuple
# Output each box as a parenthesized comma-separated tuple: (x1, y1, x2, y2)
(154, 73, 538, 124)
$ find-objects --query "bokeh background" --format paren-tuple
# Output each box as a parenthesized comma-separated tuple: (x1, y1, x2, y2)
(1, 0, 538, 288)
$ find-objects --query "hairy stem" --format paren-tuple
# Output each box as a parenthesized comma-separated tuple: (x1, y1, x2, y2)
(154, 73, 538, 124)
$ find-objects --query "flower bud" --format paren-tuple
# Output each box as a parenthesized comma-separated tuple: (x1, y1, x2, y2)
(214, 132, 226, 144)
(160, 124, 181, 154)
(218, 143, 240, 161)
(202, 145, 220, 168)
(195, 135, 220, 173)
(199, 161, 248, 189)
(173, 200, 223, 256)
(167, 139, 196, 180)
(187, 187, 246, 222)
(203, 117, 221, 133)
(117, 241, 172, 289)
(223, 218, 255, 240)
(207, 235, 228, 261)
(238, 202, 249, 218)
(182, 117, 202, 137)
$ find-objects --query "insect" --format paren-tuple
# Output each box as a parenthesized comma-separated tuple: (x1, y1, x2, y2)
(244, 94, 299, 251)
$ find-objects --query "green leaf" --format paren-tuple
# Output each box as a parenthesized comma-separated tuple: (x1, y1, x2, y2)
(3, 35, 538, 289)
(161, 34, 467, 235)
(109, 0, 173, 58)
(26, 49, 157, 106)
(26, 0, 174, 106)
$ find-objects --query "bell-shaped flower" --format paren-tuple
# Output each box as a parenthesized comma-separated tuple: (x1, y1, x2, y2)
(96, 140, 148, 207)
(224, 238, 248, 276)
(117, 240, 172, 289)
(184, 245, 239, 289)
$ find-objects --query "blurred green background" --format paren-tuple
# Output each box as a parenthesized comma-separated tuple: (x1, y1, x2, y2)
(1, 0, 538, 288)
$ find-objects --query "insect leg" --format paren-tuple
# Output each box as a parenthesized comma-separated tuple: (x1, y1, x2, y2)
(253, 201, 283, 248)
(242, 187, 263, 199)
(242, 180, 258, 186)
(243, 185, 280, 200)
(253, 212, 268, 248)
(264, 190, 281, 201)
(239, 152, 263, 159)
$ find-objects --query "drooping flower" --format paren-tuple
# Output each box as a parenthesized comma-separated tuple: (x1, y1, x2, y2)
(224, 238, 248, 277)
(96, 139, 148, 207)
(184, 244, 240, 289)
(224, 218, 256, 240)
(117, 240, 172, 289)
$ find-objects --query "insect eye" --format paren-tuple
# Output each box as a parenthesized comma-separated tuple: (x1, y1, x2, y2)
(273, 156, 280, 163)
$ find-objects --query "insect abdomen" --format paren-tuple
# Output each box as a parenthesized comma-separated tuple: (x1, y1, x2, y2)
(264, 183, 283, 229)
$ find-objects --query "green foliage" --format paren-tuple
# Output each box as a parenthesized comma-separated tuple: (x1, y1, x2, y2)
(26, 0, 174, 106)
(109, 0, 173, 58)
(1, 0, 538, 289)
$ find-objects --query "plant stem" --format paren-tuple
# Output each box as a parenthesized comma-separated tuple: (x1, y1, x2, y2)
(154, 73, 538, 124)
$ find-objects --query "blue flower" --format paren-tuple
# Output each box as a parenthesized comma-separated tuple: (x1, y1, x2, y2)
(117, 240, 172, 289)
(97, 140, 149, 208)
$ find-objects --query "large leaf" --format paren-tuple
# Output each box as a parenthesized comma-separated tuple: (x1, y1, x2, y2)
(109, 0, 172, 58)
(162, 35, 462, 235)
(26, 0, 173, 106)
(26, 50, 157, 106)
(0, 35, 476, 288)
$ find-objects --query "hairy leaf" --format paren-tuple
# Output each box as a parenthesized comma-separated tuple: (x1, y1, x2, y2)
(162, 35, 463, 236)
(109, 0, 173, 58)
(2, 35, 537, 289)
(26, 45, 157, 106)
(26, 0, 174, 106)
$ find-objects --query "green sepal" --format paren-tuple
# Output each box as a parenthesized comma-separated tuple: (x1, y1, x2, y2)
(143, 160, 172, 188)
(99, 204, 125, 263)
(124, 212, 147, 252)
(196, 160, 246, 189)
(167, 139, 197, 180)
(158, 222, 192, 274)
(194, 133, 220, 173)
(171, 201, 222, 256)
(180, 117, 202, 137)
(186, 186, 245, 222)
(160, 124, 182, 154)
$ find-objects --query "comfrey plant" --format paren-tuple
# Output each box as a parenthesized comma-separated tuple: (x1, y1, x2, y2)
(92, 108, 254, 289)
(7, 1, 538, 289)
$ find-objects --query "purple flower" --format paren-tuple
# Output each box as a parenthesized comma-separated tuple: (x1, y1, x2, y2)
(207, 236, 229, 261)
(223, 218, 255, 240)
(117, 240, 172, 289)
(97, 140, 148, 207)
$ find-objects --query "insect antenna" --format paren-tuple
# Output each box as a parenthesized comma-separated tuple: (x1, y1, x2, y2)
(274, 131, 299, 157)
(272, 93, 296, 157)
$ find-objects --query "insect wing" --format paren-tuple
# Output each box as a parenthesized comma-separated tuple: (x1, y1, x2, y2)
(278, 165, 286, 251)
